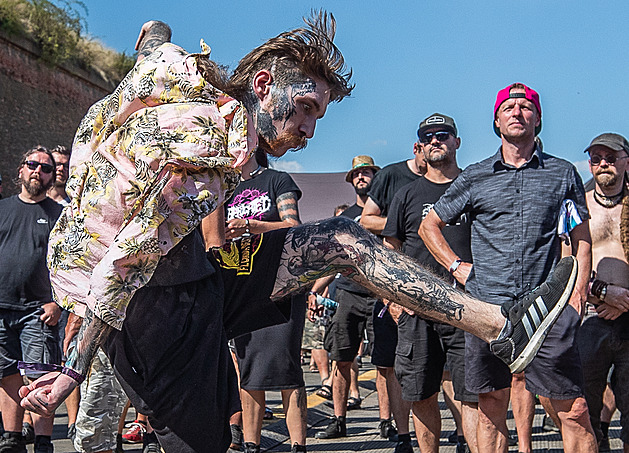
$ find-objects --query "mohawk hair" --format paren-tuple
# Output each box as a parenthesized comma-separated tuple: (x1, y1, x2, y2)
(227, 10, 353, 104)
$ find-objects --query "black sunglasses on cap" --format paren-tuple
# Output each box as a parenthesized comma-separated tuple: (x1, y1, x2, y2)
(24, 160, 54, 174)
(419, 131, 451, 144)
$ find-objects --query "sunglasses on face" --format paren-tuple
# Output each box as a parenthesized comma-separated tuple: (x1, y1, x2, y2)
(419, 131, 451, 144)
(590, 155, 628, 166)
(24, 161, 54, 174)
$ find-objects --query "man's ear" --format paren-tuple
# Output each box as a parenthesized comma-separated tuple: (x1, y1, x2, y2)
(252, 69, 273, 102)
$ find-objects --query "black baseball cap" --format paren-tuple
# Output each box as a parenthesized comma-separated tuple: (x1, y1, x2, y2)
(417, 113, 458, 138)
(584, 133, 629, 155)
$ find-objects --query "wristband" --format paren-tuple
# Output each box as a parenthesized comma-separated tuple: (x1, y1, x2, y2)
(308, 291, 317, 297)
(449, 259, 462, 274)
(61, 367, 86, 384)
(590, 279, 608, 300)
(17, 361, 85, 384)
(599, 283, 608, 301)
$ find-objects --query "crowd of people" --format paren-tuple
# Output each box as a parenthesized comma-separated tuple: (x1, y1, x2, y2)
(0, 11, 626, 453)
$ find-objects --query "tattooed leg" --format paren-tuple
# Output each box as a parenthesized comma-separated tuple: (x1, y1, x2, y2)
(271, 216, 503, 342)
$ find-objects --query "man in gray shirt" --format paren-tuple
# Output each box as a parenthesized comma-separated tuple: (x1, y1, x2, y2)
(421, 83, 596, 453)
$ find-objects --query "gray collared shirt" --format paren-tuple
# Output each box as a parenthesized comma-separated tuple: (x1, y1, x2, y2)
(433, 145, 588, 304)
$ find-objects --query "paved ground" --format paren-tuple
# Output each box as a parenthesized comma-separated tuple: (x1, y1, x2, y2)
(22, 358, 625, 452)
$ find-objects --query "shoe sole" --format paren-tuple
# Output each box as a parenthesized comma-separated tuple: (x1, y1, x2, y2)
(509, 256, 577, 373)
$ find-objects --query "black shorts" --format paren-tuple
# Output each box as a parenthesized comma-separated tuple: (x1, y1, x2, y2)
(525, 305, 584, 399)
(395, 313, 477, 403)
(465, 305, 584, 399)
(234, 293, 306, 391)
(105, 230, 291, 453)
(327, 288, 375, 362)
(371, 300, 398, 368)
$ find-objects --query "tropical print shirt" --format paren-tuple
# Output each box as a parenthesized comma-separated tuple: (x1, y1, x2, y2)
(47, 43, 255, 329)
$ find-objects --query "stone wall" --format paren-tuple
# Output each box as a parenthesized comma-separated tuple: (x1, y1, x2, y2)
(0, 30, 116, 195)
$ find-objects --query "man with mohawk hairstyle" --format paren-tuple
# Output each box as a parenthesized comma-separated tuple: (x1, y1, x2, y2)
(21, 14, 577, 453)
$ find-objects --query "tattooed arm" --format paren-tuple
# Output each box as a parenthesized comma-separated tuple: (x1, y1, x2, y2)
(225, 191, 301, 240)
(134, 20, 172, 61)
(19, 308, 112, 417)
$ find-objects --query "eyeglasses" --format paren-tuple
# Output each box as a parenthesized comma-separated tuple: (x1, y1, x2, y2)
(590, 155, 629, 166)
(24, 161, 54, 174)
(419, 131, 451, 144)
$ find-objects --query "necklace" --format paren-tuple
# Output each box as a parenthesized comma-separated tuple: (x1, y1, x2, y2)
(593, 188, 624, 208)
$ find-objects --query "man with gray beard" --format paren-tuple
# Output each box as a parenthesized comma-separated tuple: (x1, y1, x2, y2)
(577, 133, 629, 452)
(0, 146, 63, 453)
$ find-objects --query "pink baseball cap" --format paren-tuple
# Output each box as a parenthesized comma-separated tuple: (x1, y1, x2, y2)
(493, 83, 542, 137)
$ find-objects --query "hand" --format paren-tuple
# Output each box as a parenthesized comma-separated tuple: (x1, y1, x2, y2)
(596, 302, 625, 321)
(225, 219, 253, 240)
(388, 303, 405, 323)
(19, 372, 79, 417)
(40, 303, 61, 326)
(602, 285, 629, 312)
(453, 262, 472, 286)
(307, 293, 320, 322)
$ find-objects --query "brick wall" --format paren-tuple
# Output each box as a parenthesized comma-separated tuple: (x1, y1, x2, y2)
(0, 30, 116, 195)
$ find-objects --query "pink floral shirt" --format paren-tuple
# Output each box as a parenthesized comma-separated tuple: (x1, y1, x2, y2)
(47, 43, 255, 329)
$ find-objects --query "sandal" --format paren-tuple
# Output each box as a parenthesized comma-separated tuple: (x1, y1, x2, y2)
(315, 384, 333, 400)
(347, 396, 362, 410)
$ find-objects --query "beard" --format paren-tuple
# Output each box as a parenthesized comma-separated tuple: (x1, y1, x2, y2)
(354, 182, 372, 196)
(22, 176, 51, 197)
(595, 170, 619, 188)
(259, 132, 307, 157)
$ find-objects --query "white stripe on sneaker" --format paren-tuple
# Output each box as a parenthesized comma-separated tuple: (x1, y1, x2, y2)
(523, 296, 548, 338)
(535, 296, 549, 317)
(523, 315, 534, 338)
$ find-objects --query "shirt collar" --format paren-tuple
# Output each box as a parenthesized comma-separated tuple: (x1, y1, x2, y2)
(492, 142, 544, 172)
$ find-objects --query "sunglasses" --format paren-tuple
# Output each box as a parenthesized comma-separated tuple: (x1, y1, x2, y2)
(590, 155, 628, 166)
(419, 131, 451, 144)
(24, 160, 54, 174)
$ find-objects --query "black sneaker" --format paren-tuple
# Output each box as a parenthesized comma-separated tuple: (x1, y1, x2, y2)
(455, 441, 470, 453)
(542, 414, 560, 433)
(67, 423, 76, 443)
(116, 433, 124, 453)
(291, 443, 307, 453)
(243, 443, 260, 453)
(599, 435, 611, 452)
(393, 440, 414, 453)
(315, 416, 346, 439)
(229, 424, 243, 450)
(379, 418, 398, 440)
(33, 437, 53, 453)
(0, 433, 26, 453)
(490, 256, 577, 373)
(143, 442, 161, 453)
(21, 423, 34, 445)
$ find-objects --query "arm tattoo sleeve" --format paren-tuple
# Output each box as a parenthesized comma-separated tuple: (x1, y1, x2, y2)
(277, 192, 301, 223)
(64, 308, 113, 376)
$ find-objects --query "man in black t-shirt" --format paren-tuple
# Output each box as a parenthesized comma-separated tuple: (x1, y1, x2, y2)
(312, 156, 384, 440)
(358, 134, 427, 450)
(0, 146, 63, 453)
(383, 113, 477, 453)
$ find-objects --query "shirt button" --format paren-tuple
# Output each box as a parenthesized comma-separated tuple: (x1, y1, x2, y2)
(516, 283, 521, 288)
(516, 259, 520, 263)
(516, 212, 521, 216)
(516, 189, 521, 193)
